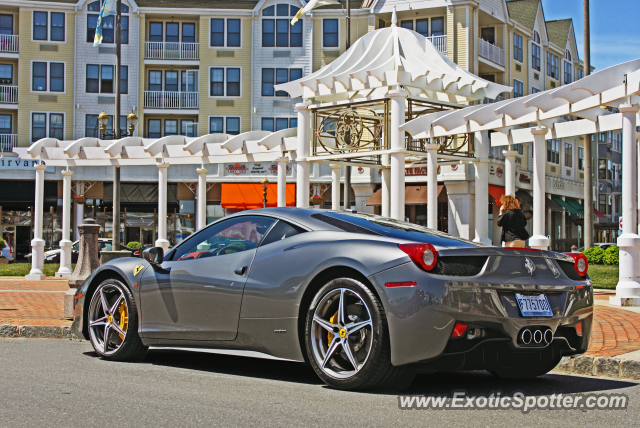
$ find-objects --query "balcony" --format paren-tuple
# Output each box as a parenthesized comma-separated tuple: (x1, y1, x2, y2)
(478, 38, 505, 67)
(0, 134, 17, 151)
(145, 42, 199, 61)
(426, 35, 447, 54)
(0, 35, 19, 54)
(144, 91, 199, 110)
(0, 85, 18, 104)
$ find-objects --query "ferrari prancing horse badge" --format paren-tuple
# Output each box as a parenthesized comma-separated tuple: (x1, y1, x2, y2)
(134, 265, 144, 276)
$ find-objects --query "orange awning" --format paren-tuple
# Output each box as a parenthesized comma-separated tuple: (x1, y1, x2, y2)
(221, 183, 296, 209)
(488, 185, 505, 206)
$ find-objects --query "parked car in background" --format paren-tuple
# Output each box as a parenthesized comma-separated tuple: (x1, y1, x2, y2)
(26, 239, 136, 264)
(1, 241, 14, 263)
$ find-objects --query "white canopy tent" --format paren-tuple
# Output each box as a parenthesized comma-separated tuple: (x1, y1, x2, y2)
(14, 129, 298, 280)
(401, 59, 640, 305)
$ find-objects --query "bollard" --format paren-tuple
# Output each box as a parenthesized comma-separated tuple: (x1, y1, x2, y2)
(64, 218, 100, 319)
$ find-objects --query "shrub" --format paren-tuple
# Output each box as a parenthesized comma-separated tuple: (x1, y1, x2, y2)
(583, 246, 605, 265)
(0, 237, 5, 248)
(126, 241, 143, 249)
(603, 245, 619, 266)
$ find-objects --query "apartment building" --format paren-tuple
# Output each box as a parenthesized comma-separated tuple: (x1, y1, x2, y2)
(0, 0, 608, 255)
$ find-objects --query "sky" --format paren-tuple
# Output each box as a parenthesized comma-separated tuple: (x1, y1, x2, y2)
(540, 0, 640, 72)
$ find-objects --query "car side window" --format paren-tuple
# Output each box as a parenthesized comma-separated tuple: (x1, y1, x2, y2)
(100, 242, 113, 251)
(259, 220, 305, 247)
(174, 216, 277, 261)
(72, 242, 80, 251)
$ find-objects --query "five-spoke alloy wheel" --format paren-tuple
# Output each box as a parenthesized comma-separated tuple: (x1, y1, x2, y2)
(305, 277, 410, 390)
(88, 279, 147, 361)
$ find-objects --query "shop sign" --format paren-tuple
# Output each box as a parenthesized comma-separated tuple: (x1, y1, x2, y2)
(0, 158, 55, 173)
(357, 167, 364, 174)
(552, 180, 565, 190)
(519, 173, 530, 184)
(490, 166, 495, 176)
(405, 166, 440, 176)
(225, 162, 290, 176)
(496, 167, 503, 179)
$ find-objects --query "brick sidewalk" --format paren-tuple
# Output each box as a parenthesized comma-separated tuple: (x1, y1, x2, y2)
(1, 278, 640, 357)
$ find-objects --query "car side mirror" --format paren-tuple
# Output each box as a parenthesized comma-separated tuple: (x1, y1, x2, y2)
(142, 247, 164, 265)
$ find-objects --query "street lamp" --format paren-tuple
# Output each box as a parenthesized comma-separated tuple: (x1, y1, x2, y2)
(261, 178, 269, 209)
(127, 110, 138, 136)
(98, 111, 109, 139)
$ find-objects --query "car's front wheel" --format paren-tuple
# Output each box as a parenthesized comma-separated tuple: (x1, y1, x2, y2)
(305, 277, 412, 391)
(87, 278, 147, 361)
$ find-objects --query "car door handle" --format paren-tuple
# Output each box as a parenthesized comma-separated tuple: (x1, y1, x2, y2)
(234, 266, 247, 276)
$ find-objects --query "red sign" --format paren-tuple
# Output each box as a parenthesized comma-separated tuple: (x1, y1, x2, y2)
(519, 173, 531, 184)
(226, 163, 249, 175)
(405, 167, 428, 176)
(496, 167, 503, 179)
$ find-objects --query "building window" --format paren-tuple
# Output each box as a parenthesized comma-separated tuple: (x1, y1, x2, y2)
(86, 65, 99, 93)
(261, 117, 296, 132)
(564, 143, 573, 168)
(532, 43, 541, 71)
(0, 64, 12, 85)
(513, 79, 523, 98)
(121, 16, 129, 44)
(513, 33, 523, 62)
(32, 61, 65, 93)
(210, 68, 223, 96)
(209, 116, 240, 135)
(87, 2, 127, 44)
(577, 68, 584, 80)
(564, 61, 572, 84)
(532, 87, 541, 94)
(547, 52, 559, 80)
(120, 66, 128, 94)
(164, 119, 178, 136)
(31, 112, 64, 142)
(400, 20, 413, 31)
(547, 139, 559, 164)
(149, 70, 162, 91)
(514, 144, 524, 155)
(209, 67, 240, 97)
(0, 14, 13, 36)
(166, 23, 179, 43)
(533, 31, 540, 44)
(431, 17, 444, 36)
(100, 65, 114, 93)
(0, 114, 12, 134)
(262, 5, 302, 48)
(85, 115, 98, 137)
(182, 23, 196, 43)
(148, 119, 161, 138)
(181, 120, 196, 137)
(481, 28, 495, 45)
(323, 19, 338, 47)
(165, 71, 178, 92)
(210, 19, 224, 46)
(227, 19, 241, 47)
(50, 13, 65, 41)
(578, 146, 584, 170)
(262, 68, 302, 97)
(33, 12, 48, 41)
(227, 68, 240, 96)
(149, 22, 163, 42)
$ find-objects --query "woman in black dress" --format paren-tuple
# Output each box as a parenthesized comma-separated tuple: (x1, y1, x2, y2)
(497, 195, 529, 247)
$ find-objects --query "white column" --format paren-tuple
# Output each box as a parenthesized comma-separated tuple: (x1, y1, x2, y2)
(277, 157, 288, 207)
(55, 169, 73, 277)
(637, 131, 640, 234)
(156, 163, 170, 252)
(389, 89, 407, 221)
(530, 127, 550, 250)
(296, 103, 310, 208)
(611, 104, 640, 306)
(196, 167, 208, 230)
(426, 143, 439, 229)
(330, 164, 341, 211)
(503, 149, 517, 196)
(74, 199, 84, 241)
(26, 164, 47, 280)
(474, 131, 491, 245)
(381, 154, 391, 217)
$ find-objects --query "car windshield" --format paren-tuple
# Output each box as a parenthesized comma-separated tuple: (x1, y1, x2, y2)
(315, 212, 482, 248)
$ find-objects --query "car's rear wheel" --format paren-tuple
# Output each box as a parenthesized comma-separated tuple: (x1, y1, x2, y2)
(88, 278, 147, 361)
(305, 277, 412, 391)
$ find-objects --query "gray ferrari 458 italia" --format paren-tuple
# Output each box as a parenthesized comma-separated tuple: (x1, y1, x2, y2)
(72, 208, 592, 390)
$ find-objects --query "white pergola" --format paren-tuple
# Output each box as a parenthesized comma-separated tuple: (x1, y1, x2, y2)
(401, 59, 640, 305)
(14, 129, 298, 280)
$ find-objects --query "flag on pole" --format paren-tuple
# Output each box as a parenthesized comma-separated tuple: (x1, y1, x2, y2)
(291, 0, 341, 25)
(93, 0, 118, 47)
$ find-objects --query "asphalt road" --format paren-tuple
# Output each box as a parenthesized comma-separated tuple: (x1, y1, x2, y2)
(1, 338, 639, 428)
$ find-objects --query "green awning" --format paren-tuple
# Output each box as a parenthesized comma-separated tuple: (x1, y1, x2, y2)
(566, 199, 585, 215)
(552, 196, 580, 217)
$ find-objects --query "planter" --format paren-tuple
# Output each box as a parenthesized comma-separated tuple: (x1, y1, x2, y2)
(74, 196, 87, 205)
(310, 197, 324, 206)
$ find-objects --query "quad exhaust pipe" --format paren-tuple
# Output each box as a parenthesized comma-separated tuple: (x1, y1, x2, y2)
(519, 328, 553, 345)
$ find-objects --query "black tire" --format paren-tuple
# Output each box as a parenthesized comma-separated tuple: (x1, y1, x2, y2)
(489, 354, 562, 379)
(305, 277, 412, 391)
(87, 278, 147, 362)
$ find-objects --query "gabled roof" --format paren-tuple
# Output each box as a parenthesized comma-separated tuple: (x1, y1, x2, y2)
(546, 19, 572, 49)
(506, 0, 540, 31)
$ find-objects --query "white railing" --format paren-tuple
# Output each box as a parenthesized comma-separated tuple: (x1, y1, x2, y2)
(0, 34, 19, 53)
(0, 134, 17, 152)
(478, 38, 505, 67)
(144, 91, 199, 109)
(145, 42, 199, 60)
(0, 85, 18, 104)
(426, 35, 447, 54)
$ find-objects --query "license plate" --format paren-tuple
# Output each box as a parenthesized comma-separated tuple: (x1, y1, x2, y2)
(515, 293, 553, 317)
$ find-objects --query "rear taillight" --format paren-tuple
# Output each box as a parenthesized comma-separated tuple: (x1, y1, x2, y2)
(451, 322, 468, 338)
(134, 250, 139, 256)
(564, 253, 588, 277)
(575, 322, 583, 336)
(399, 243, 438, 272)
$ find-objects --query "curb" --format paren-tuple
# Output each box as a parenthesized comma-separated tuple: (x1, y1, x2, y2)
(552, 355, 640, 380)
(0, 324, 82, 341)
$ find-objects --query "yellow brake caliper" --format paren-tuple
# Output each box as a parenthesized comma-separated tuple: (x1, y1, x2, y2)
(327, 311, 338, 347)
(118, 300, 128, 340)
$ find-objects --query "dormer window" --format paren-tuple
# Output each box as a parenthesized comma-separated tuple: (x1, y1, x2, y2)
(533, 31, 540, 44)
